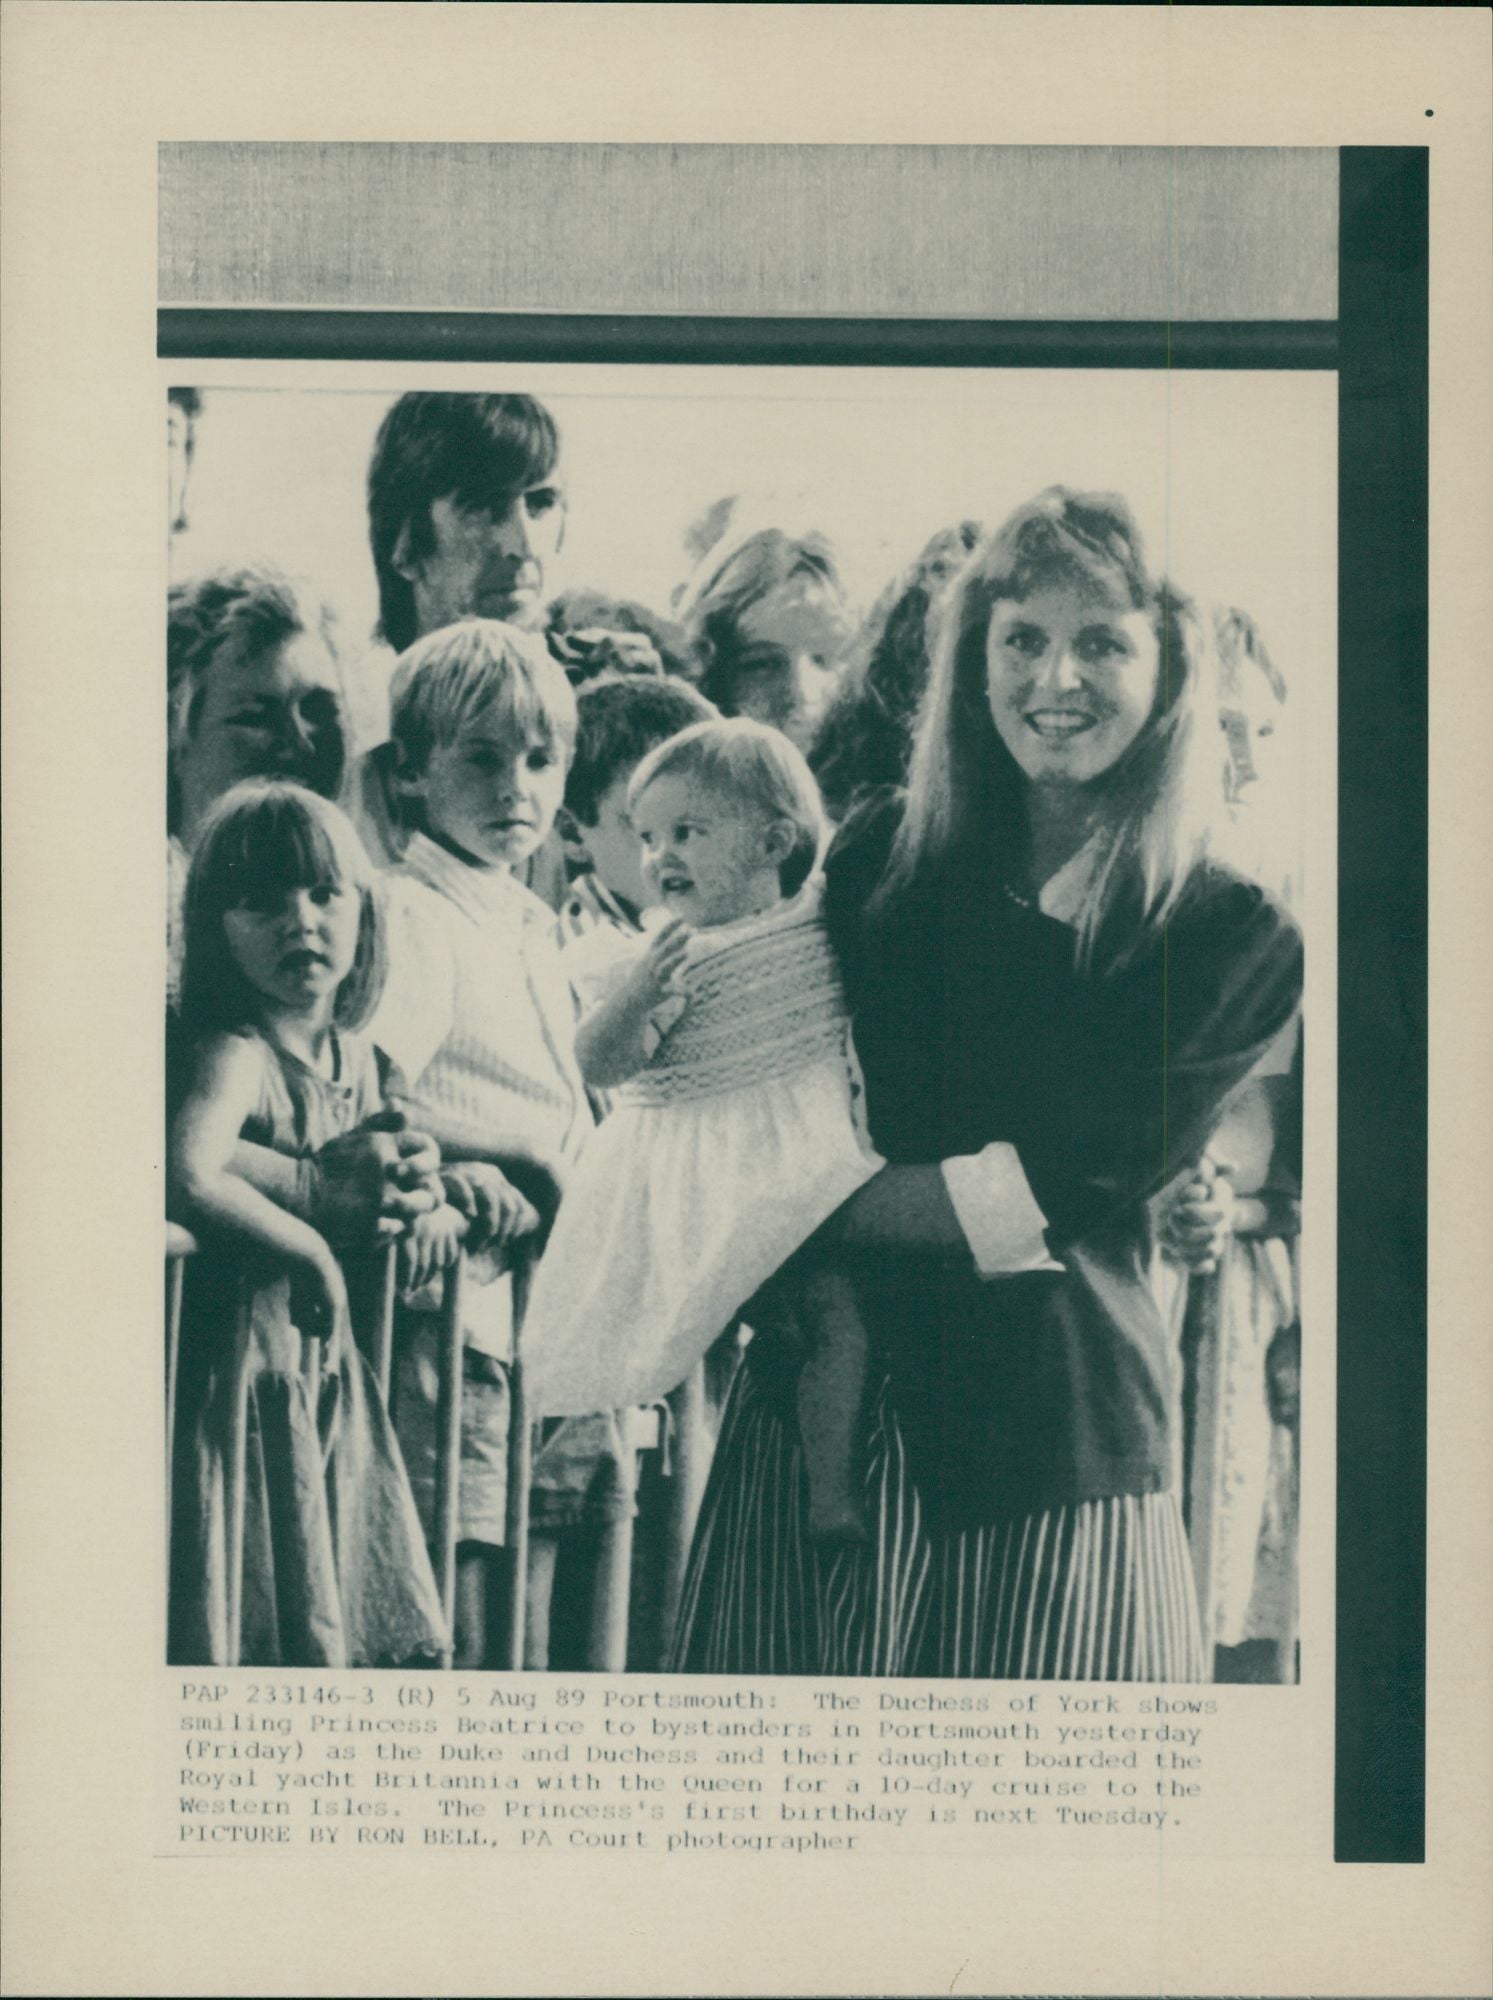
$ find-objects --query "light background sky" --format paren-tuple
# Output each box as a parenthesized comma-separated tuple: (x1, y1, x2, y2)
(177, 371, 1333, 653)
(173, 367, 1331, 888)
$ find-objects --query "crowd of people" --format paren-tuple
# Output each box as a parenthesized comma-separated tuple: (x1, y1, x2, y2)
(165, 389, 1304, 1682)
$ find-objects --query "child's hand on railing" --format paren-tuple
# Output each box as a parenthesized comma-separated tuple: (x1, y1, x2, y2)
(399, 1202, 470, 1292)
(166, 1220, 199, 1262)
(299, 1244, 352, 1344)
(440, 1164, 541, 1260)
(310, 1111, 444, 1246)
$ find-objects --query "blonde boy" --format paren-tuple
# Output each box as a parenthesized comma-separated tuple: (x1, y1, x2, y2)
(371, 619, 592, 1667)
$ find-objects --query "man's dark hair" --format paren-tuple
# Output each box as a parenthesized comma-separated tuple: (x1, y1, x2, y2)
(565, 674, 718, 825)
(367, 392, 561, 653)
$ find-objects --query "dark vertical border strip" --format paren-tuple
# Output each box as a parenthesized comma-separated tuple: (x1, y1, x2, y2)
(1335, 147, 1428, 1863)
(156, 309, 1337, 372)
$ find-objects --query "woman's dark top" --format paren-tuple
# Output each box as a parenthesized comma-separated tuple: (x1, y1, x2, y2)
(813, 792, 1304, 1532)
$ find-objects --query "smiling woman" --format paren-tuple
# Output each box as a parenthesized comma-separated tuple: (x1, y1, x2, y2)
(671, 488, 1303, 1681)
(885, 488, 1218, 963)
(985, 586, 1160, 790)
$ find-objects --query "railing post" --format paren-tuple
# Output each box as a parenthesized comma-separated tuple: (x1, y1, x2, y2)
(586, 1517, 636, 1673)
(432, 1256, 466, 1672)
(1275, 1235, 1303, 1685)
(373, 1241, 398, 1407)
(657, 1361, 711, 1664)
(164, 1226, 196, 1571)
(223, 1273, 254, 1669)
(1180, 1266, 1225, 1674)
(501, 1254, 533, 1672)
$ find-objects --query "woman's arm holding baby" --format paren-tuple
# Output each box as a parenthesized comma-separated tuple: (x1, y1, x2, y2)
(575, 918, 690, 1089)
(820, 1165, 969, 1255)
(823, 1149, 1059, 1276)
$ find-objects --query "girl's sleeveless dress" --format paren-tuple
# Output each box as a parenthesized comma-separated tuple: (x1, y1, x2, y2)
(168, 1030, 449, 1668)
(522, 886, 882, 1418)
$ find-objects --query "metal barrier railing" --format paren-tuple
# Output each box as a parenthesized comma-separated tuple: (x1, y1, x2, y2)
(164, 1221, 197, 1553)
(656, 1364, 712, 1657)
(430, 1252, 468, 1671)
(166, 1230, 714, 1672)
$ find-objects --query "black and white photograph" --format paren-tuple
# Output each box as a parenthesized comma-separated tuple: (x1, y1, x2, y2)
(5, 9, 1487, 1997)
(163, 359, 1319, 1683)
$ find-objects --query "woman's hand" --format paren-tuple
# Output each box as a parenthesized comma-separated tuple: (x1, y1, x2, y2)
(551, 626, 665, 683)
(1158, 1157, 1238, 1275)
(440, 1163, 541, 1259)
(398, 1202, 469, 1292)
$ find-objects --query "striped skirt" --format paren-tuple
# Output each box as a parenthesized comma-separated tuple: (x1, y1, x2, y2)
(670, 1360, 1205, 1682)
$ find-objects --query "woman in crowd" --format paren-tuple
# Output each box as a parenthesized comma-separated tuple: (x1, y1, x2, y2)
(674, 506, 857, 757)
(167, 562, 438, 1246)
(1161, 605, 1303, 1682)
(671, 488, 1304, 1680)
(168, 564, 351, 998)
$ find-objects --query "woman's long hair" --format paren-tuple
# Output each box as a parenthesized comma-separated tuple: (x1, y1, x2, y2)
(812, 520, 983, 820)
(875, 488, 1221, 970)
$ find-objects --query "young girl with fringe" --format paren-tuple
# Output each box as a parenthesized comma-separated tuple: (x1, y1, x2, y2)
(168, 781, 447, 1667)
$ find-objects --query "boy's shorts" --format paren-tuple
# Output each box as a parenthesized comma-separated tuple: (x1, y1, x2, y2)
(393, 1313, 636, 1548)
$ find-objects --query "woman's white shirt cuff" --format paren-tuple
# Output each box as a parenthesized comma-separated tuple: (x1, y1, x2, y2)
(941, 1144, 1064, 1276)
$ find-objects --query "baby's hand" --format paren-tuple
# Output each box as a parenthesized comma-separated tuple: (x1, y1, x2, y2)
(627, 918, 691, 1008)
(399, 1202, 469, 1292)
(441, 1163, 541, 1259)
